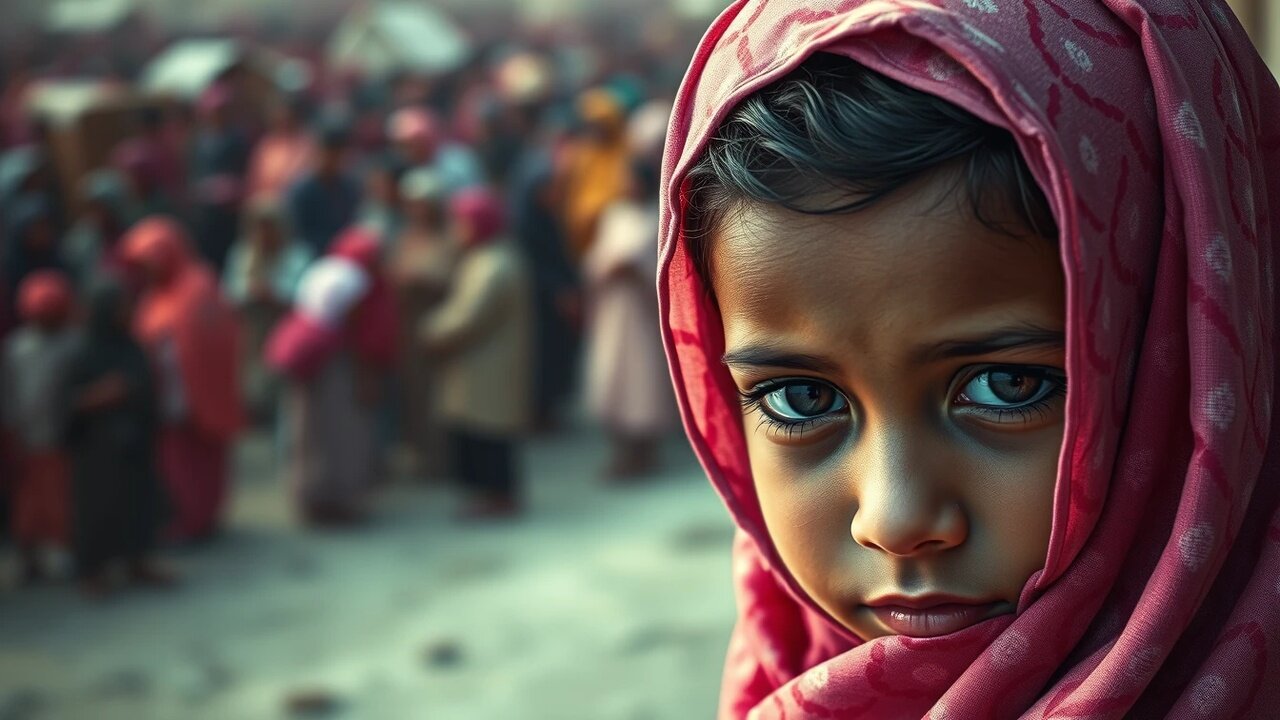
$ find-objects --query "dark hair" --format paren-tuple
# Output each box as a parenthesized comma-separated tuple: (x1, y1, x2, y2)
(684, 53, 1056, 287)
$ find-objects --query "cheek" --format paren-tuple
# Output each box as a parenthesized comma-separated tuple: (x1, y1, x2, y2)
(746, 434, 852, 595)
(967, 431, 1061, 581)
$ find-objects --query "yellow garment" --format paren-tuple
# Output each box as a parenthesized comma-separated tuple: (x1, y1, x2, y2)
(561, 90, 630, 260)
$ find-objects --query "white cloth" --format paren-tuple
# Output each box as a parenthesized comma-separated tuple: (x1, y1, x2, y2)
(294, 257, 369, 326)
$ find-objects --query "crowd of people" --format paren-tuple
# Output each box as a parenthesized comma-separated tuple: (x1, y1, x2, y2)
(0, 8, 688, 598)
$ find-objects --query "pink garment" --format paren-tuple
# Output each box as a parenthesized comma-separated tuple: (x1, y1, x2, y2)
(247, 131, 314, 203)
(659, 2, 1280, 718)
(267, 228, 398, 379)
(122, 217, 243, 443)
(158, 424, 229, 541)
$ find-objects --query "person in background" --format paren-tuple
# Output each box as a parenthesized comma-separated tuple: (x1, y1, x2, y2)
(389, 169, 457, 481)
(61, 170, 138, 291)
(189, 84, 251, 274)
(111, 106, 185, 219)
(246, 96, 314, 205)
(64, 279, 172, 598)
(266, 228, 398, 527)
(286, 115, 362, 257)
(387, 107, 484, 199)
(421, 187, 532, 520)
(222, 199, 312, 424)
(3, 196, 64, 316)
(2, 271, 78, 581)
(121, 217, 242, 544)
(507, 102, 580, 432)
(583, 102, 678, 480)
(559, 88, 631, 261)
(356, 152, 407, 249)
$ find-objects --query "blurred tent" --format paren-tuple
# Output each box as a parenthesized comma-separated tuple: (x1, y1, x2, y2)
(141, 39, 247, 99)
(44, 0, 138, 34)
(327, 2, 472, 79)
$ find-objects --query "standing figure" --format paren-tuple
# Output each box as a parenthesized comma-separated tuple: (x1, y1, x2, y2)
(559, 88, 630, 261)
(246, 96, 314, 205)
(267, 229, 398, 527)
(222, 200, 312, 424)
(61, 170, 138, 291)
(65, 279, 172, 597)
(189, 84, 251, 274)
(121, 217, 242, 543)
(2, 271, 78, 580)
(286, 117, 362, 257)
(421, 188, 532, 519)
(584, 106, 678, 479)
(389, 169, 458, 480)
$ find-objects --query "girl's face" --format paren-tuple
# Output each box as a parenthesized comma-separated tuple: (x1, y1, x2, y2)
(709, 169, 1066, 641)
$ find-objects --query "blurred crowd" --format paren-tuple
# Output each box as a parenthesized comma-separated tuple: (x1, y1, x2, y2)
(0, 3, 695, 598)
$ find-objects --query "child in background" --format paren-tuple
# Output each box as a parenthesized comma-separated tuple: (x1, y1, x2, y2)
(421, 187, 532, 519)
(661, 1, 1279, 717)
(64, 279, 172, 597)
(2, 271, 78, 581)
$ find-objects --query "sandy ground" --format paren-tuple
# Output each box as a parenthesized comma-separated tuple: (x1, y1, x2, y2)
(0, 425, 736, 720)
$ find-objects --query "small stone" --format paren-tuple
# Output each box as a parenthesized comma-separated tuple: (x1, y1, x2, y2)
(284, 688, 343, 717)
(421, 639, 464, 669)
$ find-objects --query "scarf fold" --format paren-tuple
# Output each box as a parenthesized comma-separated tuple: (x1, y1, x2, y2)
(657, 1, 1280, 717)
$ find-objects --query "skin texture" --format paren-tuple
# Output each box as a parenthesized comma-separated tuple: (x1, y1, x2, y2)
(709, 169, 1066, 641)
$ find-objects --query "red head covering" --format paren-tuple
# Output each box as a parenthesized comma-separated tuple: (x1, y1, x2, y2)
(449, 186, 506, 249)
(121, 216, 243, 441)
(16, 270, 72, 324)
(659, 2, 1279, 718)
(387, 107, 442, 159)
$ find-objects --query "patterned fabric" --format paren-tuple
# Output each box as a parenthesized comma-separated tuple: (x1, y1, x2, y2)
(657, 1, 1280, 718)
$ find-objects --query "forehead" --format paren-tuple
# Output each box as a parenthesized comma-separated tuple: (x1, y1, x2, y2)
(709, 174, 1066, 358)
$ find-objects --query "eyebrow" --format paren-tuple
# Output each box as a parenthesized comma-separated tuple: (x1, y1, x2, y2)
(914, 325, 1065, 363)
(721, 325, 1064, 372)
(721, 346, 842, 374)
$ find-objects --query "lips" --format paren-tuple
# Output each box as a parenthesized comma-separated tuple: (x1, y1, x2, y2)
(862, 595, 1006, 638)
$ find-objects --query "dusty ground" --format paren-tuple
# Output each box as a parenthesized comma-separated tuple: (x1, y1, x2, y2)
(0, 425, 736, 720)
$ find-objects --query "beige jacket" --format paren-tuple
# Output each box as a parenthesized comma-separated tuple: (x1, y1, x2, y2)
(420, 239, 533, 435)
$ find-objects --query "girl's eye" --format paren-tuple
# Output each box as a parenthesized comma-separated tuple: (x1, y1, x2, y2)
(739, 379, 850, 438)
(954, 366, 1067, 422)
(761, 381, 848, 421)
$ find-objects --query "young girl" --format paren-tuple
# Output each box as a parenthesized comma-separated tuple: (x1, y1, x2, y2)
(2, 271, 78, 581)
(660, 2, 1279, 718)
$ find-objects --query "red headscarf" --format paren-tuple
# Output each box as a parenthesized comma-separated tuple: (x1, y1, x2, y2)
(16, 270, 72, 324)
(330, 227, 398, 366)
(449, 186, 506, 249)
(122, 216, 243, 442)
(659, 2, 1279, 718)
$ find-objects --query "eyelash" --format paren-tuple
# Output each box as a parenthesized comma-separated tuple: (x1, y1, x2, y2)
(737, 367, 1068, 438)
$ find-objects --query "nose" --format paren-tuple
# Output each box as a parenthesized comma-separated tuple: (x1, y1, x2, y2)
(848, 428, 968, 557)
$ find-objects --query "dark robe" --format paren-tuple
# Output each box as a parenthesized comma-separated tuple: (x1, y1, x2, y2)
(508, 146, 580, 422)
(64, 282, 166, 576)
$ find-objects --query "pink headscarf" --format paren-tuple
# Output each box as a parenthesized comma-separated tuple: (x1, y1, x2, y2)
(658, 1, 1280, 718)
(449, 186, 506, 249)
(16, 270, 72, 324)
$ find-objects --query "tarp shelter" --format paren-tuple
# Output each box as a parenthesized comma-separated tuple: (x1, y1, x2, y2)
(328, 3, 471, 78)
(45, 0, 136, 34)
(141, 39, 246, 100)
